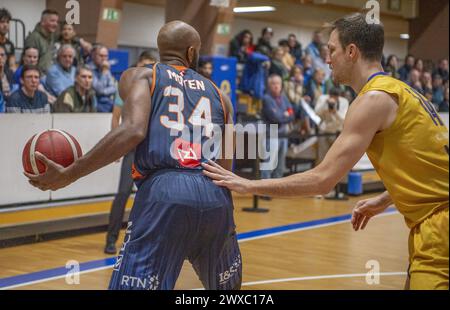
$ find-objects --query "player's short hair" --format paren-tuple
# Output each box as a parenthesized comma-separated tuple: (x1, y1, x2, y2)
(0, 8, 12, 22)
(21, 64, 41, 79)
(328, 12, 384, 62)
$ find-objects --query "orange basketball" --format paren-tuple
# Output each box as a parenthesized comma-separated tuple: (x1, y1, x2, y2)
(22, 129, 83, 175)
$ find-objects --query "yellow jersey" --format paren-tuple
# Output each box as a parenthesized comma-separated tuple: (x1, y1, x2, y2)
(359, 73, 449, 228)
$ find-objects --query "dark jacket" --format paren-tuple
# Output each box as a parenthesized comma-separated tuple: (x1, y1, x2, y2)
(25, 23, 57, 74)
(262, 93, 295, 136)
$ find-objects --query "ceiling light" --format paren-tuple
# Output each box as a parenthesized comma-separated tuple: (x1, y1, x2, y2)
(233, 6, 276, 13)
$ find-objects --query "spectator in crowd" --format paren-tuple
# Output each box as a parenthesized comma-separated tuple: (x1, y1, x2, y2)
(398, 54, 415, 82)
(55, 23, 92, 66)
(432, 73, 445, 106)
(13, 47, 39, 86)
(269, 47, 289, 80)
(409, 68, 423, 94)
(46, 44, 76, 96)
(6, 65, 50, 113)
(0, 8, 15, 71)
(284, 65, 310, 135)
(198, 59, 213, 79)
(312, 44, 332, 81)
(255, 27, 274, 58)
(421, 71, 433, 94)
(133, 50, 157, 67)
(278, 39, 295, 73)
(25, 9, 59, 74)
(53, 65, 96, 113)
(434, 58, 449, 82)
(304, 68, 327, 106)
(302, 54, 314, 86)
(287, 33, 302, 65)
(0, 90, 4, 112)
(229, 30, 255, 64)
(384, 55, 400, 79)
(0, 45, 13, 101)
(88, 44, 116, 112)
(261, 74, 295, 181)
(305, 30, 323, 61)
(438, 86, 449, 112)
(314, 87, 349, 163)
(414, 58, 424, 73)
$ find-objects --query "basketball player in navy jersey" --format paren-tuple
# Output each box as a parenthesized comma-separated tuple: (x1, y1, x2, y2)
(24, 21, 241, 290)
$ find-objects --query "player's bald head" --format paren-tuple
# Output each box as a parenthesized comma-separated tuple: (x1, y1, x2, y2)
(157, 20, 201, 69)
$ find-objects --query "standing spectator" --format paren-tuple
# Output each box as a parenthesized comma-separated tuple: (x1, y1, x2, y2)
(46, 45, 76, 96)
(88, 45, 116, 112)
(278, 39, 295, 72)
(6, 65, 49, 113)
(409, 68, 423, 94)
(55, 23, 92, 66)
(302, 54, 314, 87)
(0, 8, 15, 71)
(305, 68, 327, 106)
(198, 59, 213, 79)
(261, 74, 295, 181)
(432, 74, 445, 106)
(385, 55, 400, 79)
(312, 44, 332, 81)
(398, 54, 415, 82)
(13, 47, 39, 87)
(287, 33, 302, 65)
(434, 59, 449, 82)
(229, 30, 255, 64)
(0, 45, 13, 101)
(255, 27, 274, 58)
(314, 87, 349, 163)
(53, 65, 96, 113)
(269, 47, 289, 80)
(25, 9, 59, 74)
(305, 30, 323, 62)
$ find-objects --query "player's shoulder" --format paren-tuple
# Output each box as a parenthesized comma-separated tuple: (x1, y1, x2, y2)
(120, 66, 154, 83)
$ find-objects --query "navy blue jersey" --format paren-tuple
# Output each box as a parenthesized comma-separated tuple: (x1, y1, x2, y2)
(133, 63, 226, 179)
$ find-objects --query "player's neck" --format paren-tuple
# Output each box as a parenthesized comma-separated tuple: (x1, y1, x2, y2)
(350, 62, 384, 94)
(160, 56, 188, 68)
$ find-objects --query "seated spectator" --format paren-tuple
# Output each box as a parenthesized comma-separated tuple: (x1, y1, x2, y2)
(385, 55, 400, 79)
(302, 54, 314, 86)
(46, 45, 76, 96)
(398, 54, 414, 82)
(14, 47, 39, 86)
(312, 44, 332, 81)
(6, 65, 50, 113)
(304, 68, 328, 106)
(287, 33, 302, 65)
(88, 44, 116, 112)
(0, 8, 16, 71)
(260, 74, 295, 180)
(53, 65, 96, 113)
(0, 45, 13, 101)
(0, 90, 4, 112)
(133, 50, 157, 67)
(434, 58, 449, 82)
(255, 27, 274, 58)
(55, 22, 92, 66)
(421, 71, 433, 94)
(305, 30, 323, 62)
(229, 30, 255, 64)
(414, 58, 424, 74)
(432, 73, 445, 106)
(198, 59, 213, 79)
(409, 68, 423, 94)
(269, 47, 289, 80)
(25, 9, 59, 74)
(314, 87, 349, 163)
(278, 39, 295, 72)
(437, 86, 449, 112)
(284, 66, 310, 135)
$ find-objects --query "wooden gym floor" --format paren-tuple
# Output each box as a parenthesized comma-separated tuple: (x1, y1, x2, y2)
(0, 193, 409, 290)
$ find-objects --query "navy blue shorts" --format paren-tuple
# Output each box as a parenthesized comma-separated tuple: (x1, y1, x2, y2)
(108, 169, 242, 290)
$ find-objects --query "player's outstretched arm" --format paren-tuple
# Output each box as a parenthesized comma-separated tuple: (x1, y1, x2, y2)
(25, 67, 153, 191)
(203, 90, 398, 197)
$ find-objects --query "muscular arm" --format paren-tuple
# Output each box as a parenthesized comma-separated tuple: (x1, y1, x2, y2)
(26, 67, 153, 191)
(203, 91, 398, 197)
(216, 92, 235, 172)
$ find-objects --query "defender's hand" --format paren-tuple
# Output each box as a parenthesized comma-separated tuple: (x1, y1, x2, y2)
(24, 152, 74, 191)
(202, 161, 251, 194)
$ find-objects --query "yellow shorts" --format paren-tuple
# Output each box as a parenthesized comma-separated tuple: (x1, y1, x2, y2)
(408, 208, 449, 290)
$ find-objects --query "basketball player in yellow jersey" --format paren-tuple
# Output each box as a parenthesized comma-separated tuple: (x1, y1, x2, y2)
(202, 12, 449, 290)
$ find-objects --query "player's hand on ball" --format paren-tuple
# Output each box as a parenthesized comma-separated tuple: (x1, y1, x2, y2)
(351, 196, 390, 231)
(202, 160, 251, 194)
(23, 152, 73, 191)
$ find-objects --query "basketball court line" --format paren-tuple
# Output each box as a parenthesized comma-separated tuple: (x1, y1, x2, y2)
(0, 209, 399, 290)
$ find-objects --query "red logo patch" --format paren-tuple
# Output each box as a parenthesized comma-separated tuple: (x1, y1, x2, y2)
(172, 138, 202, 168)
